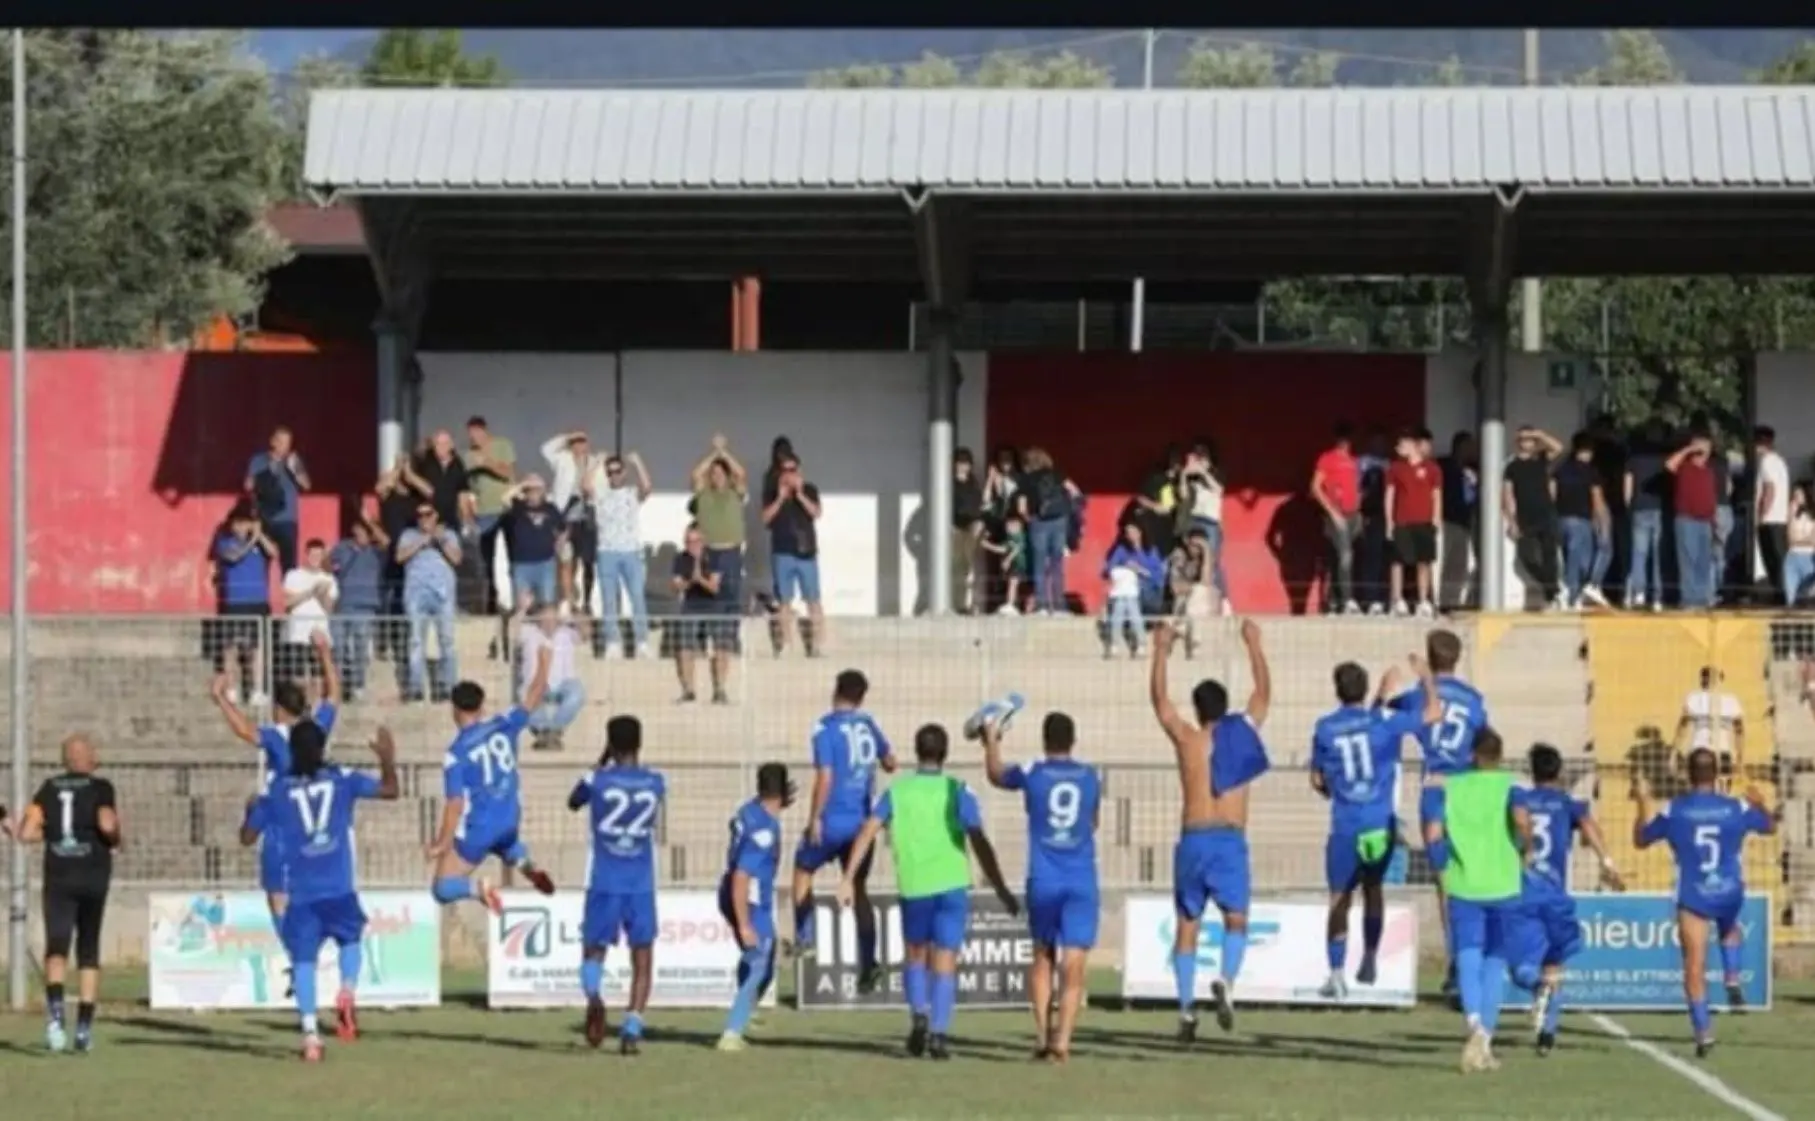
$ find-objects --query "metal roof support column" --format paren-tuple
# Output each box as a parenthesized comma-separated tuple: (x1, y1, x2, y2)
(910, 191, 973, 617)
(1468, 188, 1523, 613)
(357, 200, 430, 473)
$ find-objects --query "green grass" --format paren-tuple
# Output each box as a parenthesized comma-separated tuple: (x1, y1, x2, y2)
(3, 973, 1811, 1121)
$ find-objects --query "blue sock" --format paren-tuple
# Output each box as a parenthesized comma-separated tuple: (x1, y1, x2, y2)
(624, 1011, 644, 1039)
(503, 841, 531, 867)
(338, 941, 363, 992)
(432, 876, 473, 904)
(1542, 985, 1565, 1035)
(1429, 839, 1452, 874)
(1689, 998, 1712, 1038)
(857, 923, 878, 973)
(1719, 942, 1742, 983)
(794, 896, 816, 949)
(1326, 936, 1347, 973)
(1479, 955, 1508, 1035)
(724, 947, 767, 1036)
(1455, 946, 1485, 1023)
(756, 943, 778, 1004)
(294, 962, 319, 1033)
(580, 958, 603, 1000)
(930, 971, 957, 1034)
(904, 961, 929, 1015)
(1173, 951, 1198, 1016)
(1362, 913, 1384, 957)
(1512, 963, 1542, 993)
(1221, 930, 1248, 984)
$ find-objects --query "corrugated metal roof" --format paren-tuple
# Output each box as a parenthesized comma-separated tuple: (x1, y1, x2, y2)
(304, 86, 1815, 195)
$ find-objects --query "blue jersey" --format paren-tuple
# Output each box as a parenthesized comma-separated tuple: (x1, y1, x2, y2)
(266, 766, 382, 905)
(725, 799, 783, 916)
(1638, 790, 1772, 911)
(1208, 714, 1270, 797)
(1001, 758, 1100, 890)
(576, 764, 667, 894)
(1390, 676, 1486, 776)
(443, 707, 532, 829)
(1515, 785, 1588, 901)
(810, 709, 892, 824)
(255, 703, 340, 795)
(1310, 704, 1420, 835)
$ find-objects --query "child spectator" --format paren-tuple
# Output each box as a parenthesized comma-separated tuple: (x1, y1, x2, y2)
(1168, 528, 1219, 658)
(982, 513, 1030, 615)
(1100, 522, 1165, 658)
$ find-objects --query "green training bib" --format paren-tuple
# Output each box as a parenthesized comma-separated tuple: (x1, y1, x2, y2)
(1439, 769, 1522, 903)
(888, 773, 972, 901)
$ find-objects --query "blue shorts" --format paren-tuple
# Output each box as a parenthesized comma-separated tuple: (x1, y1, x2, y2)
(900, 889, 970, 952)
(259, 840, 287, 895)
(717, 875, 775, 949)
(454, 821, 524, 868)
(1027, 882, 1099, 950)
(1503, 894, 1583, 972)
(773, 554, 822, 604)
(1418, 785, 1447, 836)
(513, 559, 558, 607)
(1447, 896, 1514, 957)
(1326, 823, 1398, 894)
(794, 817, 871, 876)
(582, 890, 658, 949)
(280, 894, 367, 964)
(1173, 825, 1251, 919)
(1680, 894, 1745, 937)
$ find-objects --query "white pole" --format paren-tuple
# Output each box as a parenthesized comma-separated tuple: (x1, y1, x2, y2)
(8, 26, 29, 1013)
(1129, 28, 1155, 353)
(1519, 30, 1542, 355)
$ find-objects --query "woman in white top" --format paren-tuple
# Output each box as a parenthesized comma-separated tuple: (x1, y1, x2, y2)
(1674, 665, 1745, 788)
(1177, 441, 1230, 609)
(1781, 483, 1815, 606)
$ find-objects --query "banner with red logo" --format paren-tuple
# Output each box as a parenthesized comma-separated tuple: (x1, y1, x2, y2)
(487, 889, 776, 1010)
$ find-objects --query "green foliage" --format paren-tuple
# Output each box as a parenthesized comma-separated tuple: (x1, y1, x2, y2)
(806, 49, 1112, 90)
(0, 31, 292, 348)
(274, 53, 359, 202)
(362, 29, 506, 87)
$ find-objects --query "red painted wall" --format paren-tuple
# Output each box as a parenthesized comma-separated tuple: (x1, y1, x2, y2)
(0, 351, 377, 613)
(984, 352, 1426, 615)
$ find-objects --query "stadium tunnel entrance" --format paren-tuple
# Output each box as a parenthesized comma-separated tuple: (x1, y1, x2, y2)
(304, 86, 1815, 612)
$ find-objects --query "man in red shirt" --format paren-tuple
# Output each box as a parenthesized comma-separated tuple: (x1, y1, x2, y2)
(1386, 427, 1442, 618)
(1310, 423, 1363, 615)
(1668, 428, 1720, 609)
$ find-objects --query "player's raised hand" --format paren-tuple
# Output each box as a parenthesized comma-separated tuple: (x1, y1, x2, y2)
(1742, 785, 1771, 812)
(371, 727, 397, 761)
(1239, 619, 1262, 648)
(1151, 621, 1177, 655)
(209, 673, 232, 703)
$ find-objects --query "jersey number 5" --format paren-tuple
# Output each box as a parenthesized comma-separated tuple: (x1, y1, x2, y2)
(1694, 823, 1722, 873)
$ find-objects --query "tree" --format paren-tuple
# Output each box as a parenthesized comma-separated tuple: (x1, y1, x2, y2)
(274, 53, 360, 201)
(1176, 41, 1279, 89)
(0, 31, 292, 348)
(805, 48, 1112, 90)
(361, 29, 505, 88)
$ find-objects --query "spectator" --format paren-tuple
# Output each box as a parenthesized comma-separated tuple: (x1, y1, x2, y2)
(1588, 413, 1629, 595)
(1755, 425, 1790, 603)
(1782, 484, 1815, 606)
(370, 456, 419, 660)
(541, 430, 599, 615)
(1385, 428, 1441, 618)
(951, 449, 985, 614)
(1623, 421, 1671, 611)
(1438, 431, 1479, 611)
(690, 433, 750, 621)
(1555, 432, 1611, 609)
(762, 449, 824, 656)
(244, 426, 310, 574)
(208, 506, 273, 705)
(1674, 666, 1745, 787)
(1503, 426, 1564, 611)
(1712, 436, 1738, 604)
(669, 523, 735, 705)
(980, 513, 1029, 615)
(981, 447, 1023, 612)
(463, 416, 516, 616)
(1017, 447, 1081, 615)
(396, 502, 463, 702)
(1101, 522, 1164, 658)
(1355, 428, 1392, 613)
(1132, 447, 1181, 559)
(279, 538, 337, 696)
(516, 600, 585, 750)
(1311, 423, 1362, 616)
(1167, 527, 1217, 658)
(1176, 442, 1231, 612)
(586, 449, 653, 659)
(404, 432, 473, 594)
(1668, 428, 1720, 610)
(329, 518, 387, 702)
(500, 474, 563, 614)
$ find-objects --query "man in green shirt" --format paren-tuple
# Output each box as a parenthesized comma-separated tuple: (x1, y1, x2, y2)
(1424, 726, 1530, 1074)
(690, 433, 750, 630)
(840, 724, 1017, 1061)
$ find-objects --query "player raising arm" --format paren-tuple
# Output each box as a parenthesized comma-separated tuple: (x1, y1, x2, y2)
(982, 708, 1100, 1062)
(266, 722, 399, 1061)
(792, 669, 896, 993)
(1309, 656, 1438, 999)
(1506, 743, 1624, 1057)
(717, 762, 795, 1052)
(1150, 618, 1270, 1043)
(1632, 749, 1776, 1059)
(840, 724, 1018, 1061)
(569, 716, 666, 1054)
(427, 648, 556, 914)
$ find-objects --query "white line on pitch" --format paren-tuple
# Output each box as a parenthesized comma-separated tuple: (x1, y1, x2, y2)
(1589, 1013, 1787, 1121)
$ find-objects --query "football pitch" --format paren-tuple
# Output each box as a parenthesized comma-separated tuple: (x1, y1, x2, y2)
(2, 974, 1808, 1121)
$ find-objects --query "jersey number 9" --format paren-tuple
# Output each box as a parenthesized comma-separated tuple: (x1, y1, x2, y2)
(1047, 782, 1081, 831)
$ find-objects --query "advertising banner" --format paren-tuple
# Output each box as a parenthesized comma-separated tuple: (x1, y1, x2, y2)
(487, 889, 771, 1009)
(796, 893, 1033, 1010)
(148, 890, 441, 1010)
(1121, 896, 1419, 1008)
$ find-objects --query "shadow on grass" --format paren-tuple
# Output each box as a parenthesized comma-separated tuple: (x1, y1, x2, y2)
(1071, 1026, 1439, 1070)
(111, 1013, 264, 1040)
(116, 1035, 291, 1060)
